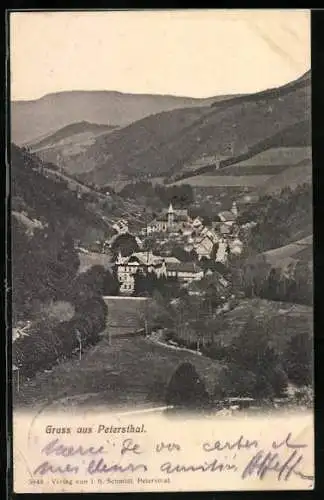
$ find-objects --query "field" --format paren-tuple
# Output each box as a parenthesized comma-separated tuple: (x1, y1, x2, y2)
(172, 175, 271, 188)
(13, 336, 223, 412)
(229, 147, 312, 168)
(103, 296, 150, 336)
(213, 164, 289, 176)
(182, 147, 312, 178)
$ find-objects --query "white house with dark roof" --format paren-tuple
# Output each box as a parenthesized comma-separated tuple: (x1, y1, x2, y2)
(116, 251, 164, 294)
(116, 251, 184, 294)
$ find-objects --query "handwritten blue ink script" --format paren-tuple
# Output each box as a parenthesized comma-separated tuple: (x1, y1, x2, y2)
(30, 431, 313, 487)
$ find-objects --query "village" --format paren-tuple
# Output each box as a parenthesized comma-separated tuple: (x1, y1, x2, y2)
(105, 200, 245, 296)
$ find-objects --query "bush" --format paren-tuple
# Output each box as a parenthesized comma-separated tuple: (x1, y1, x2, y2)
(215, 365, 257, 399)
(13, 323, 64, 378)
(289, 386, 313, 408)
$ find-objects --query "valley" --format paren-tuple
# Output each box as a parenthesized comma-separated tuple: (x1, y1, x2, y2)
(12, 69, 313, 413)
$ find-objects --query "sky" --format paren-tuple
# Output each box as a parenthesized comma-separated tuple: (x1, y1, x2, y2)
(10, 10, 311, 101)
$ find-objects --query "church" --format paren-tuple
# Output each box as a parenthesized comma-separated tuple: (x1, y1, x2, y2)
(146, 203, 191, 235)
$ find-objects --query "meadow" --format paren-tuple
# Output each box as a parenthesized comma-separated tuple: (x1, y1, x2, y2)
(173, 175, 271, 188)
(13, 336, 223, 411)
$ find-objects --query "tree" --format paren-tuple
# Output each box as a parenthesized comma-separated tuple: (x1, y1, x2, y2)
(111, 233, 139, 257)
(171, 245, 193, 262)
(138, 290, 173, 330)
(294, 261, 313, 306)
(166, 362, 210, 409)
(283, 333, 313, 387)
(211, 243, 219, 261)
(72, 265, 106, 299)
(226, 314, 288, 400)
(103, 269, 120, 296)
(199, 273, 229, 312)
(134, 271, 157, 296)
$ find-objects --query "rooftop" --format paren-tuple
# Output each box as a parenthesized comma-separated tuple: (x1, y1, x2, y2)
(218, 210, 236, 222)
(166, 261, 203, 273)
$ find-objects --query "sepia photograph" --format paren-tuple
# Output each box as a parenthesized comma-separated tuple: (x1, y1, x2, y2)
(9, 9, 313, 493)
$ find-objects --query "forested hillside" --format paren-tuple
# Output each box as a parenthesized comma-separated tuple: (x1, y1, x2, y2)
(238, 183, 312, 252)
(75, 71, 310, 186)
(11, 144, 130, 379)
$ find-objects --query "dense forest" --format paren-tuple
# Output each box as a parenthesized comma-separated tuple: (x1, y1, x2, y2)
(11, 145, 120, 379)
(238, 183, 312, 252)
(118, 181, 194, 210)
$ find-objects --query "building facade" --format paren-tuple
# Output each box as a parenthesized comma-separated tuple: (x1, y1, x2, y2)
(116, 250, 203, 295)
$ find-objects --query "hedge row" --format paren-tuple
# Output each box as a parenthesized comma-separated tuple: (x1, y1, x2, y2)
(13, 297, 107, 379)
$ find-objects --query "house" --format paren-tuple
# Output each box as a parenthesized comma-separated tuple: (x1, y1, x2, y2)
(116, 252, 182, 295)
(116, 251, 167, 294)
(218, 202, 239, 226)
(194, 235, 215, 259)
(166, 261, 204, 284)
(192, 216, 204, 228)
(220, 224, 231, 235)
(163, 256, 181, 265)
(113, 219, 129, 234)
(229, 237, 243, 255)
(199, 226, 219, 242)
(192, 227, 219, 260)
(215, 238, 229, 264)
(218, 211, 236, 226)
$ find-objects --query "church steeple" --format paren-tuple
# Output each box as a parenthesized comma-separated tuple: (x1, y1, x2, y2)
(231, 201, 238, 217)
(168, 202, 174, 227)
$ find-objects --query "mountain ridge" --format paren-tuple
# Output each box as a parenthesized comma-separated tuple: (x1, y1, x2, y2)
(11, 90, 223, 145)
(74, 70, 310, 186)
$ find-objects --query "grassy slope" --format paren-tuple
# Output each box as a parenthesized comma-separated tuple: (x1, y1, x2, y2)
(102, 297, 149, 335)
(228, 146, 311, 168)
(14, 336, 223, 410)
(172, 175, 272, 187)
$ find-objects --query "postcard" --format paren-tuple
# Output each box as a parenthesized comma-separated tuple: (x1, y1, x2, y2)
(9, 9, 313, 493)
